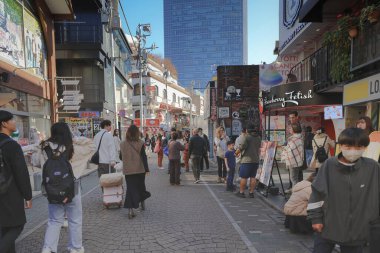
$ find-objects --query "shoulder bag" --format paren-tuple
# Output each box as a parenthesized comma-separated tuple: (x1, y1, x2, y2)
(90, 131, 106, 165)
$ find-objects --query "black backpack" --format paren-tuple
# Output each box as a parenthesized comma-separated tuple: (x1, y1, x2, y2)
(314, 137, 328, 163)
(0, 138, 14, 194)
(42, 146, 75, 204)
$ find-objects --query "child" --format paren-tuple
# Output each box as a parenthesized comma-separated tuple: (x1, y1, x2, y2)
(307, 128, 380, 253)
(224, 140, 236, 192)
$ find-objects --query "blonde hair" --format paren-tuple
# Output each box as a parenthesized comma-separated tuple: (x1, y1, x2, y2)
(215, 126, 225, 139)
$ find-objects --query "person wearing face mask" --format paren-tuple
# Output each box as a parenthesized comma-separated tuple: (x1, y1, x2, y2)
(307, 128, 380, 253)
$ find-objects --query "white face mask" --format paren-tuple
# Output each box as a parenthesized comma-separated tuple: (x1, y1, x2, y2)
(341, 149, 364, 162)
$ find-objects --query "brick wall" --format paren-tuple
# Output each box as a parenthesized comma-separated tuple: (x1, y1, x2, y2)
(216, 65, 260, 136)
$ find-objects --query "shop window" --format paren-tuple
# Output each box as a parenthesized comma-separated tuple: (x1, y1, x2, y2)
(0, 86, 28, 112)
(173, 93, 176, 104)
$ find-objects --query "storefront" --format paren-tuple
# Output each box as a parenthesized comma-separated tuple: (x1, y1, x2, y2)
(343, 73, 380, 129)
(263, 81, 342, 144)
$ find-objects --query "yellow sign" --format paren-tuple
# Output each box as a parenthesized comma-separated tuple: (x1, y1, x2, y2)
(343, 73, 380, 105)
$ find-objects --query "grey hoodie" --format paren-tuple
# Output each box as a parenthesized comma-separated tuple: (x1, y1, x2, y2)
(307, 155, 380, 245)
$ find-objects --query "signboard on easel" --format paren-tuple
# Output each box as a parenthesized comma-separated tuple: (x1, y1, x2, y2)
(257, 141, 277, 186)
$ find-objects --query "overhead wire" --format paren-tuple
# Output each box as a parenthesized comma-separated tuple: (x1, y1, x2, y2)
(119, 1, 138, 52)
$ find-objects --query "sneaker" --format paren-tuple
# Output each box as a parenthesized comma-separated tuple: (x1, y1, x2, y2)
(249, 192, 255, 198)
(217, 177, 222, 183)
(235, 192, 246, 198)
(63, 218, 68, 228)
(194, 179, 200, 184)
(69, 247, 85, 253)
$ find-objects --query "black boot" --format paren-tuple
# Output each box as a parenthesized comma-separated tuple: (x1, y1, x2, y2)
(141, 200, 145, 210)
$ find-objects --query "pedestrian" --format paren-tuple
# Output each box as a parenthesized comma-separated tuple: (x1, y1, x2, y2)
(0, 110, 32, 253)
(144, 133, 151, 156)
(214, 126, 229, 183)
(304, 126, 314, 166)
(93, 120, 118, 177)
(356, 116, 374, 135)
(168, 132, 185, 185)
(309, 127, 335, 172)
(224, 140, 236, 192)
(283, 123, 304, 194)
(308, 128, 380, 253)
(40, 122, 84, 253)
(150, 134, 156, 153)
(155, 134, 164, 170)
(288, 111, 305, 184)
(120, 125, 150, 219)
(284, 173, 315, 234)
(235, 125, 261, 198)
(234, 127, 246, 186)
(188, 128, 206, 183)
(198, 128, 210, 171)
(113, 129, 121, 162)
(183, 130, 190, 172)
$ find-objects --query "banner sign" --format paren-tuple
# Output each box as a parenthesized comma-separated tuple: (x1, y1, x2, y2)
(65, 118, 93, 138)
(210, 87, 217, 121)
(79, 111, 100, 118)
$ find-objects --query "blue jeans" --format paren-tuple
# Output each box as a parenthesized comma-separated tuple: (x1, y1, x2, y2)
(227, 167, 236, 190)
(306, 149, 313, 166)
(43, 187, 83, 252)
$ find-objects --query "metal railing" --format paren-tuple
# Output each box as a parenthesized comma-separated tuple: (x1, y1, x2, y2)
(289, 45, 334, 91)
(55, 24, 103, 44)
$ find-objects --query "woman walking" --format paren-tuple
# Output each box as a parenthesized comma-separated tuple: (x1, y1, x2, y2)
(309, 127, 335, 172)
(214, 126, 229, 183)
(41, 122, 84, 253)
(155, 134, 164, 170)
(183, 130, 190, 172)
(120, 125, 150, 219)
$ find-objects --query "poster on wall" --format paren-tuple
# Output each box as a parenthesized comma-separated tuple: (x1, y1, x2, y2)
(218, 107, 230, 119)
(268, 130, 286, 146)
(266, 115, 286, 130)
(23, 9, 47, 77)
(0, 0, 25, 67)
(65, 118, 93, 138)
(256, 141, 277, 186)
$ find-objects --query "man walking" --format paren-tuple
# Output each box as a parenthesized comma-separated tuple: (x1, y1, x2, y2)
(188, 128, 206, 183)
(0, 110, 32, 253)
(198, 128, 210, 171)
(93, 120, 118, 177)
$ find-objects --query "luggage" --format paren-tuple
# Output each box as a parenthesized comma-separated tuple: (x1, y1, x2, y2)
(99, 166, 124, 209)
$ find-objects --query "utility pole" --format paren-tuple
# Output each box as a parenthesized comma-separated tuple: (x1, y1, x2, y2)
(136, 23, 157, 134)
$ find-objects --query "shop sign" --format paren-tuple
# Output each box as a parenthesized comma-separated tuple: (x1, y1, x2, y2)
(218, 107, 230, 119)
(224, 86, 243, 101)
(133, 118, 160, 127)
(210, 88, 217, 121)
(232, 119, 242, 136)
(283, 0, 302, 28)
(344, 73, 380, 106)
(239, 107, 248, 118)
(264, 89, 313, 107)
(79, 111, 99, 118)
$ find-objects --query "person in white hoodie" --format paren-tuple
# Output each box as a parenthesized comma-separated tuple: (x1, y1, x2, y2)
(93, 120, 118, 177)
(40, 122, 84, 253)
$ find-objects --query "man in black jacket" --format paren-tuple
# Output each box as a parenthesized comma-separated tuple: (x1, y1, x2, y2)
(198, 128, 209, 171)
(188, 129, 205, 183)
(0, 110, 32, 253)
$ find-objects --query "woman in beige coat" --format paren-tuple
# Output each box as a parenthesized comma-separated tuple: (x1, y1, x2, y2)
(120, 125, 150, 219)
(284, 173, 315, 234)
(309, 127, 335, 172)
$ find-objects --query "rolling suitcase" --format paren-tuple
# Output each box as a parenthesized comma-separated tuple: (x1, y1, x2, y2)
(99, 165, 124, 209)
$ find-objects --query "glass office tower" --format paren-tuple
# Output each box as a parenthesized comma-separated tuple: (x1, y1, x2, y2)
(164, 0, 248, 88)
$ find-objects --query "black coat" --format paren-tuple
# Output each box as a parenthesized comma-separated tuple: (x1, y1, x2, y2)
(188, 135, 206, 157)
(0, 133, 32, 227)
(202, 134, 210, 152)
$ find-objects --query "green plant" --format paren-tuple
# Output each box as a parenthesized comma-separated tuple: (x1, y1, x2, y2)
(322, 26, 352, 83)
(360, 2, 380, 28)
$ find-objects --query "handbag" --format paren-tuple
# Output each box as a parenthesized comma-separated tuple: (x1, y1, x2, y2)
(90, 131, 106, 165)
(163, 146, 169, 157)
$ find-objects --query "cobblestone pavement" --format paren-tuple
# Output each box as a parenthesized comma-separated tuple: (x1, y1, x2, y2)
(16, 157, 314, 253)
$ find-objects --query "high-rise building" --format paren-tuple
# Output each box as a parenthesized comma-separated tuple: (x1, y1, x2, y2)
(164, 0, 248, 88)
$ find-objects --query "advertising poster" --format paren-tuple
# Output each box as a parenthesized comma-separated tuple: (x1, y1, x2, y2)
(256, 141, 277, 186)
(23, 9, 47, 77)
(268, 130, 286, 146)
(218, 107, 230, 119)
(0, 0, 25, 67)
(65, 118, 93, 138)
(266, 115, 286, 130)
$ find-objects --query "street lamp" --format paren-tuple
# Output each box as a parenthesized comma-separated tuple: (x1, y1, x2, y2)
(162, 64, 170, 130)
(136, 23, 157, 133)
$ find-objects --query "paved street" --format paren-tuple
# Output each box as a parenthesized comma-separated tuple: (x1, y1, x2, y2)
(16, 157, 314, 253)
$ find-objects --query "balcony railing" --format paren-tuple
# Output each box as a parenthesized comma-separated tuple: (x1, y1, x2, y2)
(289, 45, 335, 92)
(55, 24, 103, 44)
(351, 21, 380, 71)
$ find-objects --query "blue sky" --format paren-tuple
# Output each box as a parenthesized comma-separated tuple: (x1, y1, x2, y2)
(120, 0, 279, 65)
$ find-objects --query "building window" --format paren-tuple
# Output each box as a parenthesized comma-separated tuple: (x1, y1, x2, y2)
(172, 93, 176, 104)
(134, 84, 145, 95)
(155, 85, 159, 97)
(163, 89, 167, 99)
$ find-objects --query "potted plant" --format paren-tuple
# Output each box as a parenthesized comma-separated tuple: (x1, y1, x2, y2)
(337, 15, 359, 38)
(360, 3, 380, 27)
